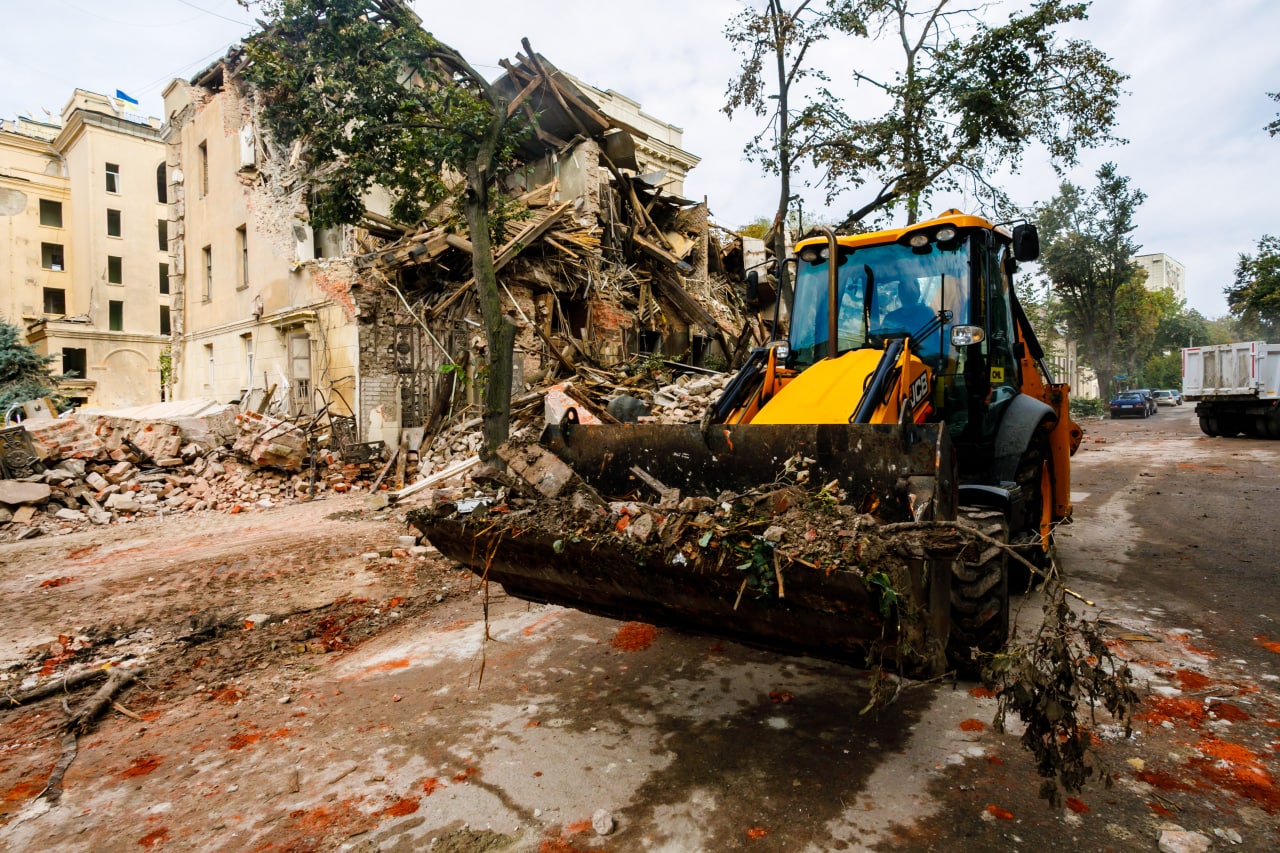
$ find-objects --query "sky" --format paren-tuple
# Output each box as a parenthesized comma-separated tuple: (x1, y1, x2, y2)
(4, 0, 1278, 319)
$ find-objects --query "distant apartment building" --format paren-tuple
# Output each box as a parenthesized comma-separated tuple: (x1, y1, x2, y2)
(0, 90, 171, 409)
(1135, 253, 1186, 302)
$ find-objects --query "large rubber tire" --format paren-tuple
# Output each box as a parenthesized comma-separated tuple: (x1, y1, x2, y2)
(948, 506, 1010, 674)
(1009, 429, 1054, 591)
(1199, 416, 1220, 437)
(1266, 409, 1280, 440)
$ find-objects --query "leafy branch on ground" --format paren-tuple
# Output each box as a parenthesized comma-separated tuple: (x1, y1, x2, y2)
(982, 566, 1140, 806)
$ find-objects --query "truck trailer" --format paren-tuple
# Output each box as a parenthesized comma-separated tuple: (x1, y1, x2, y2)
(1182, 341, 1280, 438)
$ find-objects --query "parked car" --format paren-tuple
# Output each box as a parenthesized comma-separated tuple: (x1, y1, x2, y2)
(1153, 389, 1178, 407)
(1164, 389, 1183, 405)
(1132, 389, 1159, 415)
(1110, 391, 1151, 418)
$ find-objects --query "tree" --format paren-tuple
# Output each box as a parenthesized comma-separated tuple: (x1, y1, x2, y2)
(0, 317, 62, 411)
(1267, 91, 1280, 137)
(1225, 235, 1280, 341)
(1035, 163, 1145, 401)
(724, 1, 851, 311)
(805, 0, 1126, 226)
(242, 0, 530, 457)
(737, 216, 774, 239)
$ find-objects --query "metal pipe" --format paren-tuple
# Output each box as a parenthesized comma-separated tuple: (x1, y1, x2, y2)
(816, 226, 839, 360)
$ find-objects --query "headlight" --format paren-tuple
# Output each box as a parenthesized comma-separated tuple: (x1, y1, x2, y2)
(950, 325, 985, 346)
(935, 227, 956, 241)
(908, 233, 930, 248)
(772, 343, 790, 360)
(799, 247, 820, 263)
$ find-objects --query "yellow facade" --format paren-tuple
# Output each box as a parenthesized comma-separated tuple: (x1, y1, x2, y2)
(0, 90, 171, 409)
(162, 76, 360, 431)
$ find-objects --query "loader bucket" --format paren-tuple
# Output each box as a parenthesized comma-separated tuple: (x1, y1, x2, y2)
(417, 422, 957, 676)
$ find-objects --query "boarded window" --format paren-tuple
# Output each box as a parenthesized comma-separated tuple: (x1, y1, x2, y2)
(43, 287, 66, 315)
(108, 256, 123, 284)
(109, 300, 124, 331)
(107, 208, 121, 237)
(39, 199, 62, 227)
(106, 162, 120, 194)
(62, 347, 87, 378)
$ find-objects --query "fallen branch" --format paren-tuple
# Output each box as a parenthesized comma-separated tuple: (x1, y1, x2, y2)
(4, 667, 110, 708)
(64, 666, 139, 736)
(39, 666, 141, 805)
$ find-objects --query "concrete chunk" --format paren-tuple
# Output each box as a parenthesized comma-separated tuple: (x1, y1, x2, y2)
(0, 481, 52, 507)
(104, 461, 135, 484)
(105, 494, 141, 512)
(497, 443, 576, 499)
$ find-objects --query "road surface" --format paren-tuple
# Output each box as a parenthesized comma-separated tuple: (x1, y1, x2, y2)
(1, 403, 1277, 851)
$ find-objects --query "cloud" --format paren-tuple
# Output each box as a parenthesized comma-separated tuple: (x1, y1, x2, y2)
(6, 0, 1279, 317)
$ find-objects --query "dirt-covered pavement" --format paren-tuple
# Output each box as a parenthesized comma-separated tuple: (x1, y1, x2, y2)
(2, 404, 1278, 852)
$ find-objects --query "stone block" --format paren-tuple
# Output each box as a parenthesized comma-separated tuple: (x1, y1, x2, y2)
(497, 443, 576, 498)
(104, 461, 134, 484)
(0, 481, 52, 507)
(105, 494, 141, 512)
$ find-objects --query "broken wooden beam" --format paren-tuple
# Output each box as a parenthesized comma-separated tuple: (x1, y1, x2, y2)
(634, 233, 695, 276)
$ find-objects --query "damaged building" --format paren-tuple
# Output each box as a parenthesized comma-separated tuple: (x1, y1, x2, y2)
(161, 37, 762, 463)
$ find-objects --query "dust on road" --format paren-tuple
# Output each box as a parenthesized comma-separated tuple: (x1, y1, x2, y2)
(2, 407, 1278, 851)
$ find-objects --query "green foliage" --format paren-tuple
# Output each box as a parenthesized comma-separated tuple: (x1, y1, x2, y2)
(735, 537, 778, 597)
(1139, 352, 1181, 390)
(1035, 163, 1145, 400)
(985, 576, 1139, 806)
(802, 0, 1127, 225)
(865, 570, 900, 618)
(737, 217, 773, 239)
(242, 0, 527, 230)
(438, 361, 468, 387)
(0, 316, 63, 411)
(1068, 397, 1103, 418)
(1225, 234, 1280, 340)
(158, 347, 172, 388)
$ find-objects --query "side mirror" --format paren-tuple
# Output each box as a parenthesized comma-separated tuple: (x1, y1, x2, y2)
(745, 270, 761, 308)
(1012, 223, 1039, 262)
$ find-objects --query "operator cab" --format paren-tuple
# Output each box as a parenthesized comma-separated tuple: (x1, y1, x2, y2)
(788, 213, 1036, 456)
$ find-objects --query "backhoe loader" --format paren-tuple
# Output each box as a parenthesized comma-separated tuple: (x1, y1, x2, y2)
(416, 211, 1082, 676)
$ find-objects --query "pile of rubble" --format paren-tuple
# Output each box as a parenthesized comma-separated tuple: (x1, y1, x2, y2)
(0, 362, 736, 541)
(0, 403, 387, 541)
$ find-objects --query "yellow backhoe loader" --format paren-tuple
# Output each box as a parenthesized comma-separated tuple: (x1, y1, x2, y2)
(417, 211, 1082, 676)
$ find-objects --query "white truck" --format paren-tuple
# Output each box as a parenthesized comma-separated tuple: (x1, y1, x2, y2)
(1182, 341, 1280, 438)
